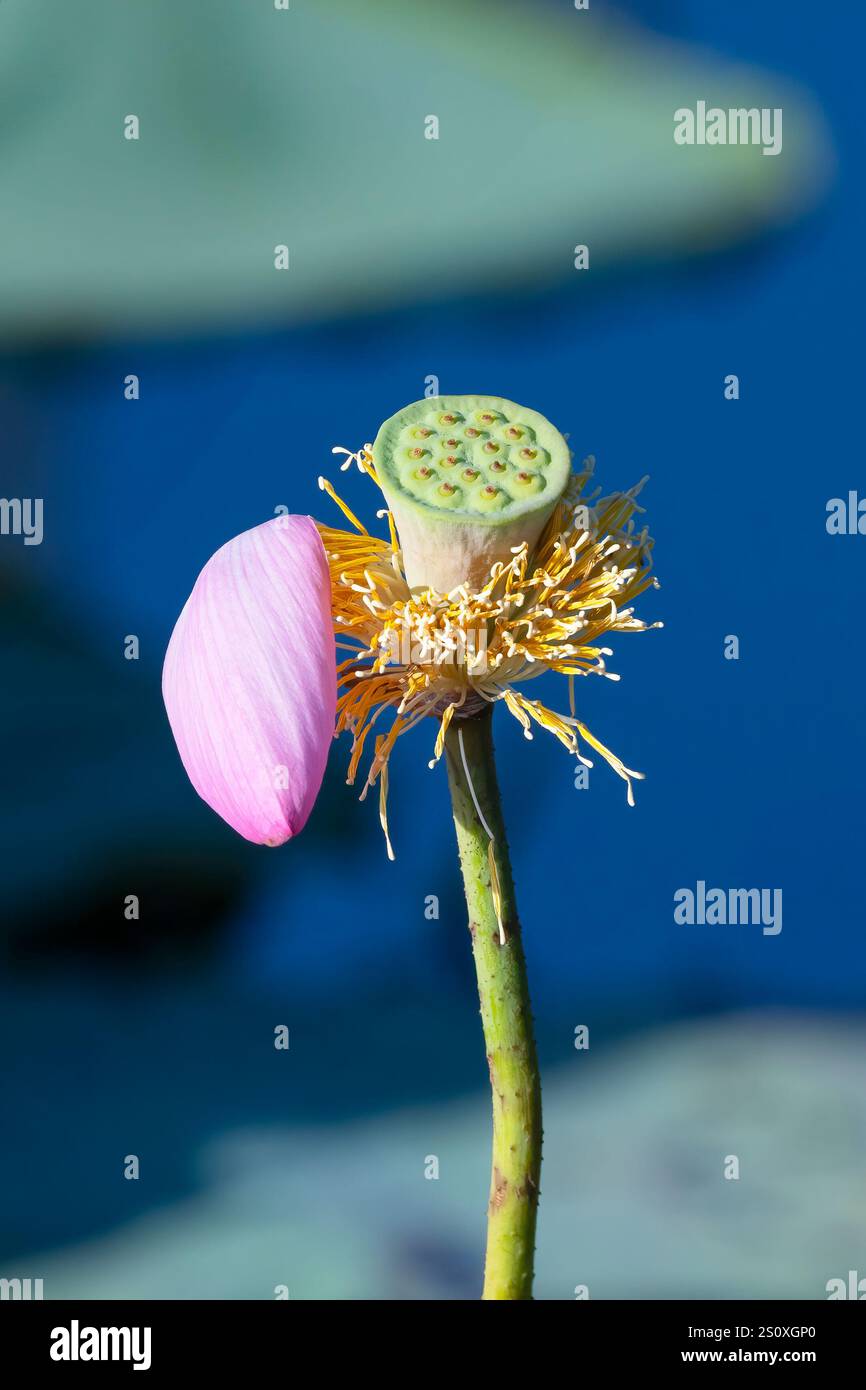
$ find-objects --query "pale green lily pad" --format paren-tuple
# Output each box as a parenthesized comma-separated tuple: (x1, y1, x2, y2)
(0, 0, 831, 337)
(26, 1015, 866, 1300)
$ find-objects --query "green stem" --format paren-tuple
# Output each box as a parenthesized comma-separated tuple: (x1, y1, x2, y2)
(444, 705, 543, 1301)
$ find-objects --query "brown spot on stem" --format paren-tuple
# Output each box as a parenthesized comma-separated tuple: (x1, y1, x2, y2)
(514, 1174, 539, 1203)
(490, 1167, 509, 1211)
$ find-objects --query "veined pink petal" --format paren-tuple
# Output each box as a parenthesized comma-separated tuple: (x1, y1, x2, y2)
(162, 515, 336, 845)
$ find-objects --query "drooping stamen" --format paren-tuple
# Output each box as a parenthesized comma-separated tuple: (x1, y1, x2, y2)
(318, 444, 658, 846)
(376, 734, 395, 861)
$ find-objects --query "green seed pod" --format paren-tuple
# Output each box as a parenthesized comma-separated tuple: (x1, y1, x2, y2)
(373, 395, 571, 591)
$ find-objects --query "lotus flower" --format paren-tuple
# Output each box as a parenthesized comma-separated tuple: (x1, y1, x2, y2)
(162, 514, 336, 846)
(163, 396, 660, 1301)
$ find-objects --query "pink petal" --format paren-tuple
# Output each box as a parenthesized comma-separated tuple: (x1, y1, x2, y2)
(162, 515, 336, 845)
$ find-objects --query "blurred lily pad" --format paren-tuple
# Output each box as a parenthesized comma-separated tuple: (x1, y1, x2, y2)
(0, 0, 831, 338)
(23, 1013, 866, 1300)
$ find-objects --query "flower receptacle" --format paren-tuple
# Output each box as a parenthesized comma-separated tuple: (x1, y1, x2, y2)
(372, 395, 572, 592)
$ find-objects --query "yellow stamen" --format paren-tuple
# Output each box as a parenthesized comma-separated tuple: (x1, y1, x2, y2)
(318, 449, 658, 850)
(318, 475, 368, 535)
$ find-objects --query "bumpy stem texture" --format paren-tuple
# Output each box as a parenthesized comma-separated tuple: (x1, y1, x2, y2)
(444, 706, 543, 1300)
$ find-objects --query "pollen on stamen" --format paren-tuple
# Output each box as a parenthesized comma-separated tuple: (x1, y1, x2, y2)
(322, 440, 657, 835)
